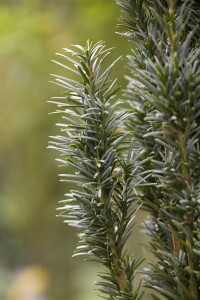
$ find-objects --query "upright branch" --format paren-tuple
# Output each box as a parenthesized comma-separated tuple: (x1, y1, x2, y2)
(116, 0, 200, 299)
(49, 41, 144, 300)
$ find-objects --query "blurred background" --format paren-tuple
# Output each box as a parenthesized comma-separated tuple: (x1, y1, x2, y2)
(0, 0, 150, 299)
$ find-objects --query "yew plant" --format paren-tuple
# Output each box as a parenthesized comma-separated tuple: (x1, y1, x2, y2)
(49, 1, 200, 299)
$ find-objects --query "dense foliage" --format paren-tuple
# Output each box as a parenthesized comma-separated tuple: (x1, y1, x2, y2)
(51, 0, 200, 299)
(117, 0, 200, 299)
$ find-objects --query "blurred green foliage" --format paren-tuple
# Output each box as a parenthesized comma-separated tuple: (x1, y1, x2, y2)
(0, 1, 149, 299)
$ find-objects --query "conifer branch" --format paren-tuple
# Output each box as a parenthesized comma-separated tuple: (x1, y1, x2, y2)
(116, 0, 200, 299)
(49, 41, 144, 300)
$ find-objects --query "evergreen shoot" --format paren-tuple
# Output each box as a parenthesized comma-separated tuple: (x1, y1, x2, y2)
(49, 41, 144, 300)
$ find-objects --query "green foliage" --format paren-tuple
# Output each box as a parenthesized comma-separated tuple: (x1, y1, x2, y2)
(117, 0, 200, 299)
(50, 1, 200, 300)
(50, 41, 144, 299)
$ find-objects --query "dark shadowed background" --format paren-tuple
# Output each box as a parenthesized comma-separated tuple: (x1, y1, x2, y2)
(0, 1, 151, 299)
